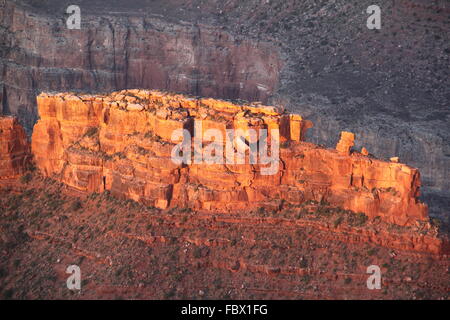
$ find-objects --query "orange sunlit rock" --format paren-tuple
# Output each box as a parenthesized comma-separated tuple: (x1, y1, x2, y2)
(336, 131, 355, 155)
(31, 90, 428, 227)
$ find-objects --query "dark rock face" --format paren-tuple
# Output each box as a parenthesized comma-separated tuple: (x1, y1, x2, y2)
(0, 0, 282, 130)
(0, 0, 449, 218)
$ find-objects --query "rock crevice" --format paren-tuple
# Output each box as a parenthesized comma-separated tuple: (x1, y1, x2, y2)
(0, 116, 31, 179)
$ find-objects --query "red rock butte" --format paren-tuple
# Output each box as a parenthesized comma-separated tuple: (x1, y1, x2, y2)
(23, 89, 428, 227)
(0, 116, 31, 179)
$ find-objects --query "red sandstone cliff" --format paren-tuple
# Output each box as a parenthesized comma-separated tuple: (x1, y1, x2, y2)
(2, 0, 449, 221)
(32, 90, 428, 226)
(0, 116, 31, 179)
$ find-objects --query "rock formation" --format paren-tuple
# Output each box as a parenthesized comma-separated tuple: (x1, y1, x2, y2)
(336, 131, 355, 155)
(32, 90, 428, 226)
(0, 116, 31, 179)
(2, 1, 449, 220)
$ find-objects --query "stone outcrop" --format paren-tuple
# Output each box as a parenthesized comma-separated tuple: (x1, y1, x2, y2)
(0, 116, 31, 179)
(336, 131, 355, 155)
(31, 90, 429, 227)
(2, 0, 449, 220)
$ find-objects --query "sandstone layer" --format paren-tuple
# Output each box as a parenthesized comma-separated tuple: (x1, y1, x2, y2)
(32, 90, 428, 227)
(1, 1, 449, 221)
(0, 116, 30, 179)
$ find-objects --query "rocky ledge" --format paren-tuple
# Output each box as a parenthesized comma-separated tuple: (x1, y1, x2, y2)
(29, 89, 429, 227)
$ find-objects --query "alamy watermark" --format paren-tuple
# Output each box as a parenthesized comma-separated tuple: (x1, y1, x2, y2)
(170, 122, 280, 176)
(66, 5, 81, 30)
(366, 265, 381, 290)
(66, 265, 81, 290)
(65, 4, 382, 31)
(367, 5, 381, 30)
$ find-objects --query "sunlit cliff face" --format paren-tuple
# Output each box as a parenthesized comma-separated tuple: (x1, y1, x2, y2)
(29, 90, 428, 227)
(1, 0, 449, 220)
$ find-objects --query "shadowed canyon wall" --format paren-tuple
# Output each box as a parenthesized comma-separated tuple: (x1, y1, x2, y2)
(31, 90, 428, 227)
(1, 0, 449, 219)
(0, 116, 30, 178)
(0, 0, 281, 131)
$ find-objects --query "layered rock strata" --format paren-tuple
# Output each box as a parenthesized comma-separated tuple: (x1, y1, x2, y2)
(0, 116, 31, 179)
(32, 90, 428, 226)
(2, 0, 449, 218)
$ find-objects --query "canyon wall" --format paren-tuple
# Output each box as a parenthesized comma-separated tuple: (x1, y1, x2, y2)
(1, 0, 448, 219)
(0, 0, 281, 131)
(32, 90, 428, 226)
(0, 116, 30, 179)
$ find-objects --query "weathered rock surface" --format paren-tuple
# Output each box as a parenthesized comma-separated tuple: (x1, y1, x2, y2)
(1, 0, 449, 220)
(32, 90, 429, 227)
(0, 116, 30, 179)
(336, 131, 355, 155)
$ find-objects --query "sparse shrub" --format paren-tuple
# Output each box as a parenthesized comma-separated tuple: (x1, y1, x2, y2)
(213, 278, 222, 288)
(49, 199, 64, 210)
(89, 192, 99, 200)
(300, 257, 308, 268)
(193, 247, 203, 259)
(2, 288, 14, 299)
(355, 213, 368, 226)
(84, 127, 98, 137)
(304, 199, 319, 206)
(180, 207, 192, 214)
(70, 199, 83, 211)
(164, 288, 176, 299)
(115, 267, 124, 277)
(349, 212, 368, 226)
(333, 216, 344, 228)
(144, 131, 153, 139)
(431, 218, 442, 228)
(23, 189, 34, 197)
(280, 141, 290, 149)
(114, 152, 126, 160)
(367, 248, 378, 256)
(13, 259, 21, 268)
(172, 273, 183, 282)
(20, 172, 33, 184)
(137, 146, 149, 155)
(301, 275, 311, 284)
(257, 207, 266, 216)
(317, 205, 332, 217)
